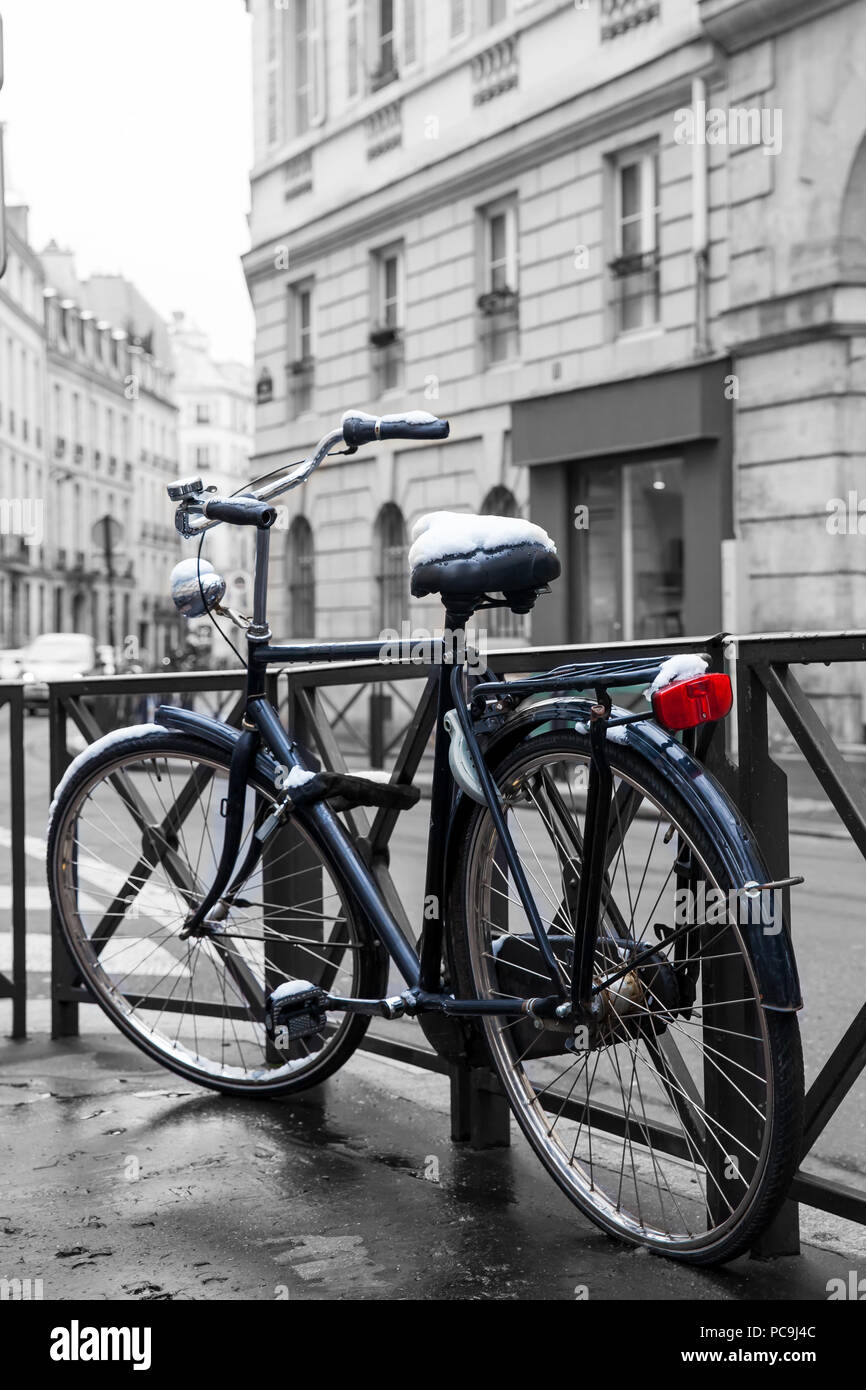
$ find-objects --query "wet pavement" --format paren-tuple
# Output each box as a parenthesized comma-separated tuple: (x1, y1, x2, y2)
(0, 1011, 862, 1302)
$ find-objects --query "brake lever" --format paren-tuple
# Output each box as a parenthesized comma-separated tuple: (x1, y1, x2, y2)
(174, 488, 217, 540)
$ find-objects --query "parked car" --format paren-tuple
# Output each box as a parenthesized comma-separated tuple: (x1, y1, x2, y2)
(13, 632, 98, 711)
(0, 648, 27, 682)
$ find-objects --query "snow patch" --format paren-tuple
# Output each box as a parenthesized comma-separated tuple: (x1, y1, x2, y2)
(644, 654, 708, 699)
(47, 724, 165, 833)
(408, 511, 556, 569)
(285, 766, 317, 788)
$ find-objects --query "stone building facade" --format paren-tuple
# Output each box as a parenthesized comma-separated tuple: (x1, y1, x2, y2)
(168, 313, 255, 618)
(0, 206, 50, 647)
(0, 219, 184, 662)
(39, 249, 182, 663)
(244, 0, 866, 733)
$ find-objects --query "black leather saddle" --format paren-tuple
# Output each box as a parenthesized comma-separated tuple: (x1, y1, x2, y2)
(409, 512, 561, 616)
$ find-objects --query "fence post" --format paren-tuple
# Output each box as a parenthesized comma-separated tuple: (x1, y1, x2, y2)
(8, 689, 26, 1038)
(449, 1063, 511, 1148)
(48, 691, 80, 1039)
(369, 686, 386, 769)
(262, 672, 328, 1058)
(736, 657, 800, 1257)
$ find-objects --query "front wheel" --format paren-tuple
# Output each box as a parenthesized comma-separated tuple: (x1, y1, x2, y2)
(448, 729, 804, 1264)
(47, 728, 386, 1096)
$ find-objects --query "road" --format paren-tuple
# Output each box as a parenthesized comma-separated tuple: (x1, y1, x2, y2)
(3, 708, 864, 1207)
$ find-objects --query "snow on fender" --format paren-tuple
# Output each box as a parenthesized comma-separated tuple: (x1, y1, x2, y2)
(47, 723, 166, 836)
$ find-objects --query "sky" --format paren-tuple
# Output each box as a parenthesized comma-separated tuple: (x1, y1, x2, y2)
(0, 0, 255, 363)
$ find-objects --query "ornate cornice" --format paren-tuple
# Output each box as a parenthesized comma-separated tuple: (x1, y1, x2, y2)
(697, 0, 855, 52)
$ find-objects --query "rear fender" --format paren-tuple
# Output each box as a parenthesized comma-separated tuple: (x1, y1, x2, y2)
(445, 696, 802, 1012)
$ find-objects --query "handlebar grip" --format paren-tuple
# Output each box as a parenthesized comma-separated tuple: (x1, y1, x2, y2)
(342, 410, 450, 447)
(203, 495, 278, 528)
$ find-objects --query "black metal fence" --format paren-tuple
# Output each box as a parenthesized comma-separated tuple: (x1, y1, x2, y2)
(0, 683, 25, 1039)
(3, 631, 865, 1254)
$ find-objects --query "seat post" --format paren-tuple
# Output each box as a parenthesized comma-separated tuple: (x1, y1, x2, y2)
(417, 602, 473, 993)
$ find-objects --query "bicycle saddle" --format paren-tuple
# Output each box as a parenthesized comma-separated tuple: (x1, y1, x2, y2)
(408, 511, 560, 614)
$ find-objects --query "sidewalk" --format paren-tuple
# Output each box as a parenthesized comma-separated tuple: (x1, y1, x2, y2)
(0, 1009, 862, 1302)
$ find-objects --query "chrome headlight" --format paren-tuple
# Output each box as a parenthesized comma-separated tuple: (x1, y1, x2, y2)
(170, 558, 227, 619)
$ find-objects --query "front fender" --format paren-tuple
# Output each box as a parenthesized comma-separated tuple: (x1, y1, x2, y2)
(446, 696, 802, 1012)
(154, 703, 309, 787)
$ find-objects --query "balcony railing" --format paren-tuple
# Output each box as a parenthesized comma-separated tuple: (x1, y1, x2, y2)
(365, 98, 402, 160)
(370, 326, 405, 394)
(471, 36, 519, 106)
(601, 0, 661, 41)
(288, 357, 315, 417)
(478, 287, 520, 367)
(609, 249, 661, 334)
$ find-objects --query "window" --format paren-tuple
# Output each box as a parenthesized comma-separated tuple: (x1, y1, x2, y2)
(266, 1, 283, 146)
(371, 0, 397, 89)
(574, 458, 684, 643)
(347, 0, 363, 99)
(375, 503, 407, 632)
(450, 0, 469, 39)
(288, 515, 315, 637)
(295, 0, 325, 134)
(488, 0, 508, 23)
(480, 486, 526, 640)
(289, 281, 315, 417)
(196, 402, 211, 425)
(611, 147, 660, 334)
(401, 0, 418, 68)
(195, 446, 210, 468)
(370, 245, 405, 393)
(478, 199, 519, 366)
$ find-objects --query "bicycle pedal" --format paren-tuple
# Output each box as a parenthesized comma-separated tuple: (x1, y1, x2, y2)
(265, 980, 329, 1052)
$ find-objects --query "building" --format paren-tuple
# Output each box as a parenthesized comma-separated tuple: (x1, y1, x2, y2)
(168, 313, 255, 618)
(244, 1, 866, 733)
(0, 203, 49, 648)
(81, 272, 183, 662)
(38, 246, 181, 663)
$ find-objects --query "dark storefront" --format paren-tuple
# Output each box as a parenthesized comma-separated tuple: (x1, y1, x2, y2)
(515, 361, 734, 648)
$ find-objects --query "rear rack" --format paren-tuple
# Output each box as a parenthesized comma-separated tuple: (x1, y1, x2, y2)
(471, 654, 708, 703)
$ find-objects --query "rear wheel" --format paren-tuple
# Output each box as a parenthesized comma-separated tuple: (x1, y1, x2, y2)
(47, 729, 386, 1095)
(448, 729, 803, 1264)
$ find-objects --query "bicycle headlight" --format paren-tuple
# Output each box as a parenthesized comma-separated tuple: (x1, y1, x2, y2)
(170, 558, 227, 619)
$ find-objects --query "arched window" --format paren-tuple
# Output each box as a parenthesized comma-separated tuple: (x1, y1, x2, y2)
(841, 135, 866, 280)
(288, 515, 315, 637)
(374, 502, 407, 633)
(481, 485, 526, 641)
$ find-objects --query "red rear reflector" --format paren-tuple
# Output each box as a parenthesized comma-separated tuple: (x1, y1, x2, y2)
(651, 672, 733, 731)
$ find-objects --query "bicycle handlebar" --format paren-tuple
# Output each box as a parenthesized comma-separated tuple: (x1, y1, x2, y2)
(341, 410, 450, 447)
(202, 495, 279, 528)
(174, 408, 449, 534)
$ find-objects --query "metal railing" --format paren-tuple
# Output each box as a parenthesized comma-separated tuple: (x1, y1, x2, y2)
(0, 631, 861, 1253)
(0, 683, 25, 1038)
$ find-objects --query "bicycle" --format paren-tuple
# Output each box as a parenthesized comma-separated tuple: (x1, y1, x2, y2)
(47, 409, 804, 1264)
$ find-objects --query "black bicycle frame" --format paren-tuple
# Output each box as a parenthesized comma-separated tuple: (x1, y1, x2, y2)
(181, 512, 666, 1025)
(243, 628, 569, 1020)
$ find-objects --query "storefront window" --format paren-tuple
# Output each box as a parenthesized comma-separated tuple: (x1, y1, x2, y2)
(577, 457, 684, 642)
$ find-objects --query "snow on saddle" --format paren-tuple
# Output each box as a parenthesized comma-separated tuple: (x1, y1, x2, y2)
(408, 511, 561, 615)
